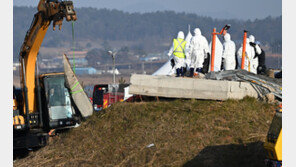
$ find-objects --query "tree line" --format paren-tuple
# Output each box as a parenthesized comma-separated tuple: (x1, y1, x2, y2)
(13, 6, 282, 61)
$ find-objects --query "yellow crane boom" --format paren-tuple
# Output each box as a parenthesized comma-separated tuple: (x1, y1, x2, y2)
(19, 0, 77, 115)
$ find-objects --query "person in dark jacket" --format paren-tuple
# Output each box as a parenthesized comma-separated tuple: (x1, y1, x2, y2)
(249, 41, 266, 75)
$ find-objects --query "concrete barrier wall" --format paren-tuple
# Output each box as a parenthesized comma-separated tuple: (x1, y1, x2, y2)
(129, 74, 258, 100)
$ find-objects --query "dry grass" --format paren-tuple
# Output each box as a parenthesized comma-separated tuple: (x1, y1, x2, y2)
(14, 97, 276, 167)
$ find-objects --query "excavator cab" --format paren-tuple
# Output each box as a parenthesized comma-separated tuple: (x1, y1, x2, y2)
(264, 106, 282, 167)
(40, 73, 79, 129)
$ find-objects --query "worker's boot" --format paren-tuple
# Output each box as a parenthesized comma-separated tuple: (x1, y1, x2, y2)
(176, 68, 180, 77)
(181, 67, 186, 77)
(189, 68, 194, 77)
(196, 68, 202, 73)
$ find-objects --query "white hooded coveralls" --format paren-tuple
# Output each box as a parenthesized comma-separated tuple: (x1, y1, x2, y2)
(208, 35, 223, 72)
(237, 38, 256, 73)
(188, 28, 210, 69)
(184, 27, 193, 69)
(222, 33, 236, 70)
(167, 31, 186, 69)
(249, 35, 261, 73)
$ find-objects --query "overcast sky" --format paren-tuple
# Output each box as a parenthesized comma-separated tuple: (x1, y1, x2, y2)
(14, 0, 282, 20)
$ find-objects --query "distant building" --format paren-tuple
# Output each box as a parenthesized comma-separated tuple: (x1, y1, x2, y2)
(61, 50, 89, 67)
(74, 67, 97, 75)
(38, 58, 62, 70)
(106, 68, 120, 75)
(68, 58, 88, 66)
(140, 53, 165, 62)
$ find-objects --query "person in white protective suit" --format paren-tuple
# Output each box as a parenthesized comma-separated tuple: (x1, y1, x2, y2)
(249, 35, 261, 74)
(184, 25, 193, 72)
(167, 31, 187, 77)
(237, 38, 256, 73)
(222, 33, 236, 70)
(208, 35, 223, 72)
(188, 28, 210, 77)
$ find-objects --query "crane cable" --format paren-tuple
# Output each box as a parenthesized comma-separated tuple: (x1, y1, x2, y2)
(71, 21, 76, 73)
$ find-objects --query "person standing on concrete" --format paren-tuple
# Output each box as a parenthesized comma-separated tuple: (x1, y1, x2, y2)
(222, 33, 236, 70)
(188, 28, 210, 77)
(249, 35, 266, 74)
(237, 38, 256, 73)
(184, 25, 193, 75)
(248, 35, 260, 74)
(167, 31, 187, 77)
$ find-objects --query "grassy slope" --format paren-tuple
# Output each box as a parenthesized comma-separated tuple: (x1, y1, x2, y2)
(14, 97, 276, 167)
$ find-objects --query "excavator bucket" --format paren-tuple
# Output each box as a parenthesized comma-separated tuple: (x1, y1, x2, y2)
(49, 1, 77, 30)
(62, 1, 77, 21)
(63, 54, 93, 118)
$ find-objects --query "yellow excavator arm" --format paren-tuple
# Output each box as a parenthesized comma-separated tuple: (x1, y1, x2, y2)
(19, 0, 77, 115)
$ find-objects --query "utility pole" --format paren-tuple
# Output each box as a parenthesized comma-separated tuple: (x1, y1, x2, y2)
(112, 55, 115, 85)
(108, 50, 118, 102)
(108, 50, 117, 85)
(278, 44, 281, 70)
(142, 62, 145, 74)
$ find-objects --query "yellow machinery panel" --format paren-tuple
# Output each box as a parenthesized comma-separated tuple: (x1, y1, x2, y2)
(264, 107, 282, 167)
(264, 130, 282, 161)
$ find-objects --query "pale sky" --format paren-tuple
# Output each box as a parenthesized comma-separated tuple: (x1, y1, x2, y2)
(14, 0, 282, 20)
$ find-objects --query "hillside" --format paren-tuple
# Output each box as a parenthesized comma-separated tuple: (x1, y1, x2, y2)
(13, 7, 282, 61)
(14, 97, 276, 167)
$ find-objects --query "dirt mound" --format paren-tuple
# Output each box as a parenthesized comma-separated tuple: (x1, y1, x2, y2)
(14, 97, 276, 167)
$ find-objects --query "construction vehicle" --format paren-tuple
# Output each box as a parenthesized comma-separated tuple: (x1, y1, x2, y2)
(92, 84, 129, 111)
(264, 104, 282, 167)
(13, 0, 78, 150)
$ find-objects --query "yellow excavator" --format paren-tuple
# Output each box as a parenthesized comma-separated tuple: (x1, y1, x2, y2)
(13, 0, 79, 150)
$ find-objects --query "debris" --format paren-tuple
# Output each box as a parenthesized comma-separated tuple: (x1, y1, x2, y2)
(265, 93, 275, 103)
(129, 74, 258, 100)
(146, 143, 155, 148)
(63, 54, 93, 118)
(197, 73, 205, 79)
(205, 69, 282, 100)
(48, 129, 56, 136)
(74, 123, 80, 128)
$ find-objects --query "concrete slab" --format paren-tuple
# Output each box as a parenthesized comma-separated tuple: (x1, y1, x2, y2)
(63, 54, 93, 118)
(129, 74, 258, 100)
